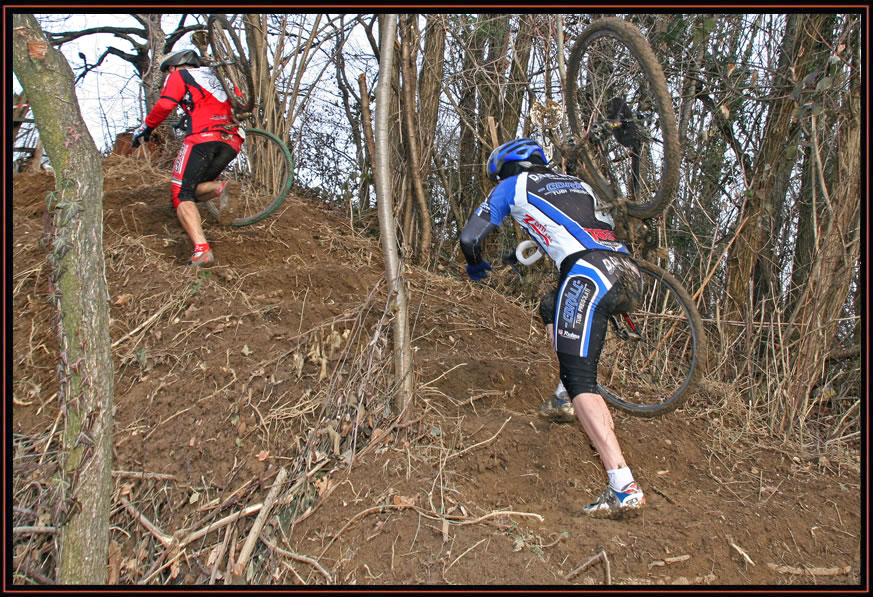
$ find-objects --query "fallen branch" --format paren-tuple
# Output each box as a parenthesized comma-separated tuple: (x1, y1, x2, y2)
(233, 467, 288, 577)
(565, 549, 611, 584)
(445, 537, 487, 573)
(120, 496, 174, 549)
(767, 563, 851, 577)
(180, 503, 263, 548)
(319, 504, 417, 559)
(452, 509, 543, 526)
(448, 416, 511, 460)
(649, 554, 691, 568)
(209, 525, 233, 585)
(727, 535, 755, 566)
(13, 525, 58, 535)
(263, 536, 332, 583)
(112, 470, 177, 481)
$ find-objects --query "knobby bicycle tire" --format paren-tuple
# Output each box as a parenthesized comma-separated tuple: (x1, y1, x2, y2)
(207, 14, 255, 114)
(205, 128, 294, 227)
(566, 18, 680, 219)
(597, 259, 706, 417)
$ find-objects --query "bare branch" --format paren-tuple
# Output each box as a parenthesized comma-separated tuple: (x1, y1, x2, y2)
(47, 26, 144, 47)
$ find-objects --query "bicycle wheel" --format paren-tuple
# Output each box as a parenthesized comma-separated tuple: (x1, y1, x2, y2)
(597, 259, 706, 417)
(204, 128, 294, 226)
(566, 18, 680, 219)
(207, 14, 254, 114)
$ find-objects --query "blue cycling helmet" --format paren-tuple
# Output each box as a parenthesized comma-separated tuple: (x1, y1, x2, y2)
(486, 138, 547, 183)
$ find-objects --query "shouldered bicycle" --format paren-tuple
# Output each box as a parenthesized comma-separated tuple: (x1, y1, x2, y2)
(513, 17, 706, 417)
(150, 14, 295, 227)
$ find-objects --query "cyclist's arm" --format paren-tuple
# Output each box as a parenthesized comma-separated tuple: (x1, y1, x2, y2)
(144, 71, 187, 129)
(459, 179, 515, 265)
(459, 214, 496, 265)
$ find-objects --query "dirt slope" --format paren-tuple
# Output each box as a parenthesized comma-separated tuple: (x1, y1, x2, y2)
(10, 157, 863, 587)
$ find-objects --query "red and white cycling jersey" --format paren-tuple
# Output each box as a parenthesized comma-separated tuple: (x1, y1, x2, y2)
(145, 68, 242, 145)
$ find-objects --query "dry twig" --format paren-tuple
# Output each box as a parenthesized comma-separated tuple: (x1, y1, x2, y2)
(233, 467, 288, 577)
(767, 563, 851, 577)
(565, 549, 611, 584)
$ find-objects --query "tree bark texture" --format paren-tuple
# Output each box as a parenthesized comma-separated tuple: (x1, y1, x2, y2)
(13, 13, 114, 585)
(374, 15, 414, 416)
(724, 14, 827, 334)
(400, 14, 433, 263)
(782, 16, 860, 429)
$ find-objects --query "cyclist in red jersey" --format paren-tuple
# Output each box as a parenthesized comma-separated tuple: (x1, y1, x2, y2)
(131, 50, 244, 268)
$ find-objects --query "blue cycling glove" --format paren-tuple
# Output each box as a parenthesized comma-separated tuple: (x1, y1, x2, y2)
(131, 124, 153, 149)
(466, 259, 492, 281)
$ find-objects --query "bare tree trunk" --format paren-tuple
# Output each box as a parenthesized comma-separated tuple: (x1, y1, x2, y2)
(136, 14, 166, 111)
(374, 15, 414, 417)
(13, 13, 114, 585)
(724, 14, 824, 335)
(357, 74, 377, 211)
(417, 15, 446, 168)
(400, 14, 432, 263)
(783, 17, 861, 432)
(498, 15, 534, 141)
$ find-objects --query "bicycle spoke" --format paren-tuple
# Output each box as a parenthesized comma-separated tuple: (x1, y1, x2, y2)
(566, 18, 680, 218)
(205, 129, 293, 226)
(597, 261, 704, 417)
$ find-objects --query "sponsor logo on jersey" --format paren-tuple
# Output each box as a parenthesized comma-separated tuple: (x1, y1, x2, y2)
(557, 329, 581, 340)
(584, 228, 617, 242)
(545, 181, 587, 194)
(523, 214, 552, 246)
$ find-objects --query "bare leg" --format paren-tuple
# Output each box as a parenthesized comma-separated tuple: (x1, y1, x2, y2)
(571, 392, 627, 471)
(176, 201, 206, 245)
(194, 180, 222, 202)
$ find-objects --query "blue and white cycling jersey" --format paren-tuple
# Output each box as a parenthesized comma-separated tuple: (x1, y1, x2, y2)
(468, 170, 628, 271)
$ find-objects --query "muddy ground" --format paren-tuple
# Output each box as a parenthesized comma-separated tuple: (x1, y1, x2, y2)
(9, 157, 864, 588)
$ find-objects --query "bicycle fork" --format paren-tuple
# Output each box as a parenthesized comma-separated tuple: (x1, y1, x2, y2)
(610, 313, 642, 341)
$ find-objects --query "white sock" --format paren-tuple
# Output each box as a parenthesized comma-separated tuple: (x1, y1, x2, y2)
(607, 467, 635, 492)
(555, 380, 568, 400)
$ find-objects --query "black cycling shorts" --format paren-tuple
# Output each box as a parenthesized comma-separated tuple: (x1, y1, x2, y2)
(171, 137, 237, 208)
(547, 251, 641, 397)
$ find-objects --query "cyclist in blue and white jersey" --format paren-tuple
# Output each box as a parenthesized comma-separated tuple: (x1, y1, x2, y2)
(459, 138, 645, 518)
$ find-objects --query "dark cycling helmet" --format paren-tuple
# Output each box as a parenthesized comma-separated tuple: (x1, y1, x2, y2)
(160, 50, 202, 73)
(486, 137, 547, 183)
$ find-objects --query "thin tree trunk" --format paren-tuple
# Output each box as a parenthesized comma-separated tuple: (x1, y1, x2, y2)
(374, 14, 414, 417)
(12, 13, 114, 585)
(137, 14, 166, 111)
(400, 14, 432, 263)
(357, 74, 376, 212)
(724, 14, 824, 335)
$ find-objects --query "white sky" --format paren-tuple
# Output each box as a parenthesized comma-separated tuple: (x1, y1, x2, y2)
(16, 14, 182, 153)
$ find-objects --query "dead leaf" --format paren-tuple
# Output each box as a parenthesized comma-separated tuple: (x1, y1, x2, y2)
(114, 293, 133, 306)
(315, 476, 333, 496)
(727, 63, 736, 76)
(189, 436, 196, 447)
(392, 494, 415, 507)
(257, 450, 269, 462)
(241, 345, 253, 356)
(720, 105, 730, 120)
